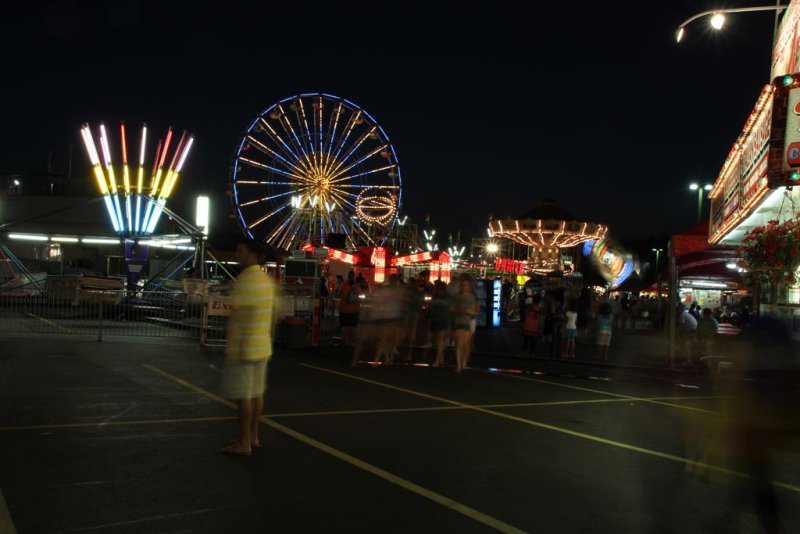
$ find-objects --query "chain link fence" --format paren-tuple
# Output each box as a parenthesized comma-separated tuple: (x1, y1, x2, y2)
(0, 279, 336, 347)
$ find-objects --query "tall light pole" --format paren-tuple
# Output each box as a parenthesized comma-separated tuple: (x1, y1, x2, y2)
(675, 4, 787, 43)
(651, 247, 663, 283)
(652, 247, 665, 328)
(689, 183, 713, 223)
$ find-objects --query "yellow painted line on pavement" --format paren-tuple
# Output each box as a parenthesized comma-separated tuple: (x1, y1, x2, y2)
(0, 489, 18, 534)
(0, 416, 237, 433)
(142, 363, 527, 534)
(301, 364, 800, 494)
(474, 369, 723, 415)
(26, 312, 72, 333)
(0, 396, 728, 433)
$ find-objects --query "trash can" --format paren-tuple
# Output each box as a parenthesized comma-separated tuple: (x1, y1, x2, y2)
(284, 316, 310, 348)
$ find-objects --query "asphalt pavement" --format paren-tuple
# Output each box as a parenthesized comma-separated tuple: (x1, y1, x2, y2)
(1, 334, 799, 533)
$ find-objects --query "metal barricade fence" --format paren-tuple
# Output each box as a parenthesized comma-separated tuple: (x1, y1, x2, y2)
(0, 287, 206, 340)
(318, 297, 341, 345)
(0, 283, 338, 346)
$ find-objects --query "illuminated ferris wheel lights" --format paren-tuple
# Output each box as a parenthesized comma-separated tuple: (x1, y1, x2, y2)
(231, 94, 401, 250)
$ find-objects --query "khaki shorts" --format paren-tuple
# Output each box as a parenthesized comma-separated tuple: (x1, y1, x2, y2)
(221, 358, 268, 400)
(597, 330, 612, 347)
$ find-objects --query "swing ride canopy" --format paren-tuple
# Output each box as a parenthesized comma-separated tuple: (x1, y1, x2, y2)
(488, 198, 608, 248)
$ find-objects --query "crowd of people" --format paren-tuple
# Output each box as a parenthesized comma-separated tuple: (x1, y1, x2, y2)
(318, 271, 757, 369)
(330, 273, 641, 366)
(336, 270, 480, 372)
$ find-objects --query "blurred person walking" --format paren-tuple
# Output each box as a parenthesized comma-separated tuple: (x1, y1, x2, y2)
(428, 281, 452, 367)
(521, 294, 542, 357)
(564, 300, 578, 359)
(403, 279, 424, 361)
(452, 277, 478, 372)
(548, 290, 566, 359)
(678, 304, 698, 366)
(373, 275, 405, 365)
(220, 239, 276, 456)
(339, 271, 360, 345)
(595, 302, 613, 361)
(695, 307, 718, 360)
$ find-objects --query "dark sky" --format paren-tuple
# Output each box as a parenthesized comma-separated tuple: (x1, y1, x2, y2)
(0, 1, 780, 244)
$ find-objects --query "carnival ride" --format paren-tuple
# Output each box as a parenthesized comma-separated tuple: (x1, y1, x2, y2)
(582, 237, 636, 288)
(229, 93, 402, 251)
(80, 123, 194, 236)
(487, 198, 608, 273)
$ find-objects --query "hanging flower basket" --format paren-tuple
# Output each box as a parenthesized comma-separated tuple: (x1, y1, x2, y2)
(740, 216, 800, 300)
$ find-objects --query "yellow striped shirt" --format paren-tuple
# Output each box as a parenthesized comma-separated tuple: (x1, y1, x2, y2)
(226, 265, 277, 362)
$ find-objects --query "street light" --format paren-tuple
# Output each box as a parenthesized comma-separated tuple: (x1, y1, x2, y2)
(676, 4, 787, 43)
(709, 13, 726, 30)
(689, 183, 713, 222)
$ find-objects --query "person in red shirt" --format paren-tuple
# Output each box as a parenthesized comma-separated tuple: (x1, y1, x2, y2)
(522, 294, 542, 357)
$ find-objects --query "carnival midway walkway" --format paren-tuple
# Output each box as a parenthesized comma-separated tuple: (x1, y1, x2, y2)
(1, 334, 799, 533)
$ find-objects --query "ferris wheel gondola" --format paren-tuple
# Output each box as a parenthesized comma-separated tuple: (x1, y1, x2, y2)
(229, 93, 402, 250)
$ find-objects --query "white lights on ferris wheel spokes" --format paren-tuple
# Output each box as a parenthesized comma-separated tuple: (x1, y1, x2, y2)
(80, 122, 194, 236)
(229, 93, 402, 250)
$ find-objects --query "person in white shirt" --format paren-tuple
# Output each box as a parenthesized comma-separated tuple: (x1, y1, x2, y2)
(564, 300, 578, 359)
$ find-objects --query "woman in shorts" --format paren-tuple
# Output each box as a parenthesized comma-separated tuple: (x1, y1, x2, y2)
(428, 281, 452, 367)
(452, 277, 478, 372)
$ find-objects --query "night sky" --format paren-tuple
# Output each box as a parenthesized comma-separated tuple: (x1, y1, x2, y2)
(0, 1, 781, 244)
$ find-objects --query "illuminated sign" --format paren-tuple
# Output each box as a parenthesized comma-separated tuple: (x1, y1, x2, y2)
(709, 85, 773, 244)
(768, 75, 800, 188)
(493, 258, 526, 274)
(772, 0, 800, 79)
(784, 88, 800, 169)
(371, 246, 386, 283)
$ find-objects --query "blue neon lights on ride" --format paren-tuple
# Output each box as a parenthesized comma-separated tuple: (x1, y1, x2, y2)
(232, 93, 402, 249)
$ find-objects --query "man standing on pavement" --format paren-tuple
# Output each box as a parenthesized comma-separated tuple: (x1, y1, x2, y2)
(221, 238, 277, 456)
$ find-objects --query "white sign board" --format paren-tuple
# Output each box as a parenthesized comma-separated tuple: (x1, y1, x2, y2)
(207, 295, 232, 316)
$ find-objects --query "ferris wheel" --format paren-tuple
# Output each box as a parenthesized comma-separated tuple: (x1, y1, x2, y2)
(230, 93, 402, 250)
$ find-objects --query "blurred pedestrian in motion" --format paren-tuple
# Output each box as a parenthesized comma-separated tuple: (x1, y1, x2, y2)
(628, 297, 638, 329)
(612, 296, 622, 329)
(595, 302, 613, 361)
(373, 275, 405, 365)
(403, 279, 424, 361)
(220, 239, 276, 456)
(452, 276, 478, 372)
(563, 300, 578, 359)
(333, 274, 344, 298)
(695, 307, 719, 360)
(521, 294, 542, 357)
(686, 314, 800, 533)
(577, 287, 593, 342)
(350, 289, 377, 366)
(339, 271, 360, 346)
(548, 290, 566, 359)
(429, 280, 451, 367)
(501, 276, 513, 321)
(318, 272, 329, 298)
(678, 304, 698, 366)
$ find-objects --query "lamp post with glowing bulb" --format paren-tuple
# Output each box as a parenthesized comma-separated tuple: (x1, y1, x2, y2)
(689, 183, 713, 222)
(675, 4, 787, 43)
